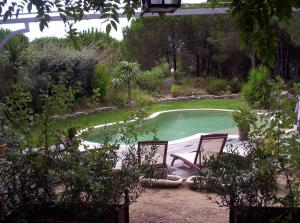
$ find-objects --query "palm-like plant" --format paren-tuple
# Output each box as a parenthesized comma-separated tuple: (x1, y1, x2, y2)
(0, 29, 34, 138)
(0, 103, 8, 119)
(112, 61, 138, 105)
(0, 29, 34, 97)
(0, 102, 9, 144)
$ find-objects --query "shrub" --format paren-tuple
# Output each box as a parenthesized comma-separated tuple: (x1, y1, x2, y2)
(229, 77, 243, 93)
(206, 79, 228, 95)
(198, 88, 300, 209)
(0, 109, 157, 221)
(137, 63, 170, 94)
(173, 70, 187, 81)
(133, 89, 156, 107)
(151, 62, 170, 78)
(193, 77, 207, 90)
(92, 64, 111, 101)
(171, 84, 181, 97)
(105, 84, 127, 106)
(232, 106, 257, 140)
(177, 77, 200, 96)
(242, 66, 273, 109)
(30, 45, 99, 97)
(232, 107, 257, 129)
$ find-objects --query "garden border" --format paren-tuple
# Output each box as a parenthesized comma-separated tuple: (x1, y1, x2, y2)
(52, 94, 239, 120)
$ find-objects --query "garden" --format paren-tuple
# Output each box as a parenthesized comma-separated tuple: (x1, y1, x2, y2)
(1, 0, 300, 222)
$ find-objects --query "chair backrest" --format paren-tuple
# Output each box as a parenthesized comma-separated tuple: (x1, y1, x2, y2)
(194, 134, 228, 167)
(137, 141, 168, 168)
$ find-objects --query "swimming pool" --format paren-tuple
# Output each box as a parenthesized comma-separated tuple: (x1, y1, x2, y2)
(84, 109, 238, 143)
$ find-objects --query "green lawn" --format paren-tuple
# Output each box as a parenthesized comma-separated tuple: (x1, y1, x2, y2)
(54, 98, 245, 130)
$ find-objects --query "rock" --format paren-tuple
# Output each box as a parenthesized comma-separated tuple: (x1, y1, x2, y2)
(51, 106, 119, 120)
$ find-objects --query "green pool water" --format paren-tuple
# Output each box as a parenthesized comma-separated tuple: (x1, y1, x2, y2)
(84, 110, 237, 143)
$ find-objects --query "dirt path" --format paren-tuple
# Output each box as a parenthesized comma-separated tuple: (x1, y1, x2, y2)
(130, 184, 228, 223)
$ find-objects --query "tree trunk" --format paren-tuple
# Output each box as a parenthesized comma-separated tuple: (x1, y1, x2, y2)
(275, 29, 291, 80)
(249, 51, 256, 68)
(128, 81, 131, 103)
(165, 50, 171, 69)
(201, 57, 206, 77)
(172, 32, 177, 72)
(196, 54, 200, 77)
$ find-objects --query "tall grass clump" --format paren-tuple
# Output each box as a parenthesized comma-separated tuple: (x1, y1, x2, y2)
(242, 66, 273, 109)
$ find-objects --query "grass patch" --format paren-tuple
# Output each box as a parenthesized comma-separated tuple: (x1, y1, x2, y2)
(52, 98, 244, 130)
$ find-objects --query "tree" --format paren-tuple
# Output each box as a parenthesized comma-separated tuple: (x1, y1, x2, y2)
(1, 0, 299, 68)
(123, 15, 251, 78)
(113, 61, 138, 104)
(78, 28, 122, 66)
(122, 17, 174, 70)
(0, 0, 140, 37)
(179, 15, 216, 77)
(229, 0, 300, 67)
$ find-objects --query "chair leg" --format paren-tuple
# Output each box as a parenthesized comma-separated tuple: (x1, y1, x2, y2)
(166, 165, 171, 174)
(171, 157, 177, 166)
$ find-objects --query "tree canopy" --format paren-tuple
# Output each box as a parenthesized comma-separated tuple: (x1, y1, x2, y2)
(0, 0, 299, 67)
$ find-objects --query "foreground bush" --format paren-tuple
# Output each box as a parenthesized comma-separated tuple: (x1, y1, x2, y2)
(0, 110, 157, 222)
(0, 74, 158, 221)
(197, 85, 300, 214)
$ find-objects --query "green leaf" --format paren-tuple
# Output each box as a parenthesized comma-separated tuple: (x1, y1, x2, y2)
(111, 20, 117, 31)
(106, 23, 112, 34)
(111, 14, 120, 23)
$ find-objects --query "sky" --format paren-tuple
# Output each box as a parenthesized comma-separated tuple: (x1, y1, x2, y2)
(0, 0, 206, 41)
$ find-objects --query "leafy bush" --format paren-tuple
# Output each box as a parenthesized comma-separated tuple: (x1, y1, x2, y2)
(30, 45, 99, 97)
(229, 77, 243, 93)
(232, 107, 257, 129)
(201, 148, 278, 207)
(105, 84, 127, 106)
(206, 79, 228, 95)
(4, 84, 33, 127)
(134, 89, 156, 107)
(197, 85, 300, 208)
(180, 86, 195, 96)
(0, 109, 157, 221)
(92, 64, 111, 101)
(171, 84, 181, 97)
(242, 66, 273, 109)
(137, 63, 170, 94)
(232, 107, 257, 140)
(193, 77, 207, 90)
(177, 77, 204, 96)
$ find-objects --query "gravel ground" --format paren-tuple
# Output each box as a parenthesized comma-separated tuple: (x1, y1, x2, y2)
(130, 184, 228, 223)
